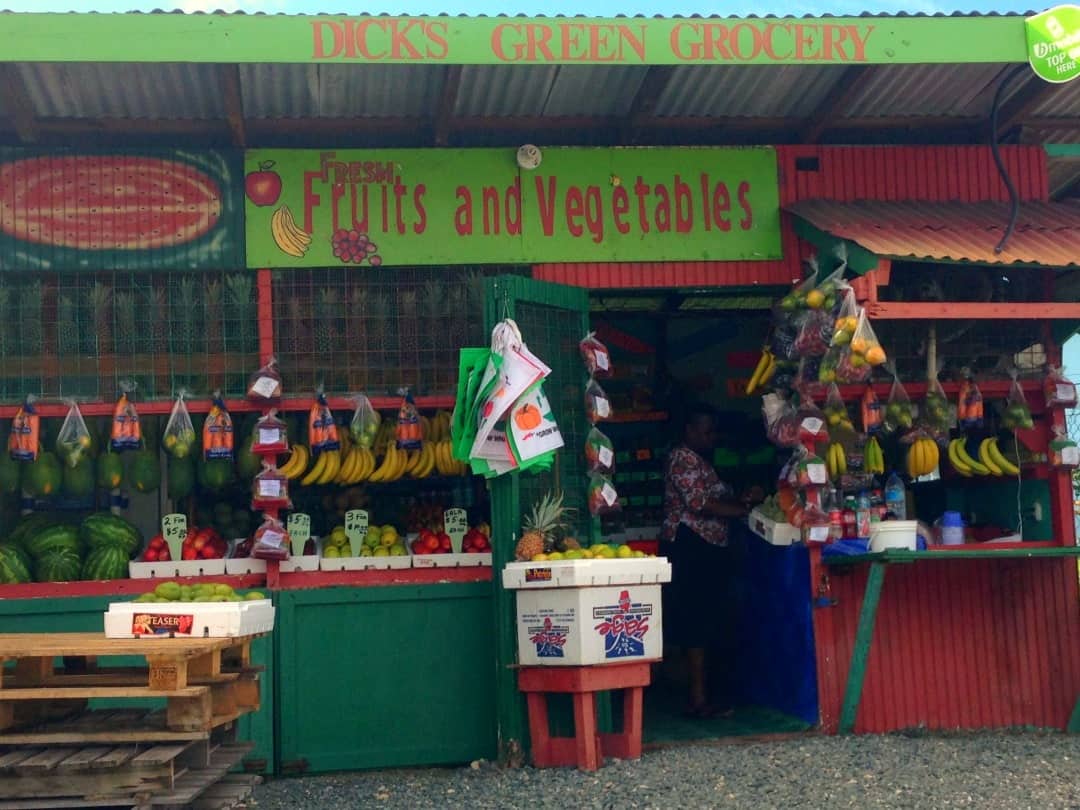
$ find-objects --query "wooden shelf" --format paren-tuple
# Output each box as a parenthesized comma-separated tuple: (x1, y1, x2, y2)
(604, 411, 669, 424)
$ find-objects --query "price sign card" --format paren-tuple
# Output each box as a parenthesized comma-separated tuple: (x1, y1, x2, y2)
(345, 509, 369, 557)
(287, 512, 311, 557)
(161, 513, 188, 563)
(444, 508, 468, 553)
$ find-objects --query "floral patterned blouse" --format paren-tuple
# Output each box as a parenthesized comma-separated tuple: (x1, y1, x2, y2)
(662, 445, 732, 546)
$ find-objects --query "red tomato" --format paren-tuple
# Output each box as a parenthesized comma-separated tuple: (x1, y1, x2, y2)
(143, 548, 158, 562)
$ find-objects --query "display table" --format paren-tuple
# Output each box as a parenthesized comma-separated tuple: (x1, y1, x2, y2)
(823, 545, 1080, 733)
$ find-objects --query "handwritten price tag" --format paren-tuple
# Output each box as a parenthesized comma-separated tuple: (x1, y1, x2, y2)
(444, 508, 468, 553)
(345, 509, 369, 557)
(161, 514, 187, 564)
(287, 513, 311, 557)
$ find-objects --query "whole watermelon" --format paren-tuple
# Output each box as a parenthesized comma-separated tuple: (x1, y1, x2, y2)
(0, 542, 32, 575)
(80, 513, 142, 558)
(0, 544, 31, 584)
(34, 548, 82, 582)
(6, 513, 58, 550)
(82, 546, 129, 581)
(27, 525, 81, 558)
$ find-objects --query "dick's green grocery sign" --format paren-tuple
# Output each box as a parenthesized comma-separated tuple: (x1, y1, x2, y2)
(244, 148, 782, 268)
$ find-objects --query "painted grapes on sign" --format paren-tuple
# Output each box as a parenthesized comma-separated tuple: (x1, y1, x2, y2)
(0, 149, 244, 270)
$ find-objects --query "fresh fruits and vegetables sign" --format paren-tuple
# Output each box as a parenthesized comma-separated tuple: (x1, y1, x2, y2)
(244, 148, 781, 267)
(0, 149, 244, 271)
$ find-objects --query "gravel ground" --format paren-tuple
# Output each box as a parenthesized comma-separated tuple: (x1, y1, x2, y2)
(249, 732, 1080, 810)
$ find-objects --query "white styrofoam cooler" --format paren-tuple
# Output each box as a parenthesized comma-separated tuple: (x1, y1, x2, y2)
(104, 599, 275, 639)
(747, 509, 801, 546)
(318, 554, 411, 571)
(514, 584, 663, 666)
(503, 558, 671, 666)
(502, 557, 671, 590)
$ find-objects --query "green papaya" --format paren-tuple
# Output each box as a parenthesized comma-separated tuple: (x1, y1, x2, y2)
(0, 449, 20, 495)
(23, 452, 62, 498)
(130, 450, 161, 494)
(167, 454, 195, 501)
(62, 456, 95, 498)
(237, 432, 261, 481)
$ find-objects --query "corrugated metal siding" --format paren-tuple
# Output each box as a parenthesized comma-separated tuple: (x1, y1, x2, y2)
(1030, 80, 1080, 117)
(813, 555, 1080, 733)
(654, 65, 845, 118)
(455, 65, 646, 117)
(240, 63, 443, 119)
(537, 145, 1048, 289)
(841, 63, 1009, 118)
(18, 63, 226, 120)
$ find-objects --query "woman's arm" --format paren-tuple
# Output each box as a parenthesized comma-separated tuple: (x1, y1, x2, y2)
(702, 497, 749, 519)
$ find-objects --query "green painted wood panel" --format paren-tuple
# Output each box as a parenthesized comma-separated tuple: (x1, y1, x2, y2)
(0, 594, 274, 772)
(275, 583, 496, 773)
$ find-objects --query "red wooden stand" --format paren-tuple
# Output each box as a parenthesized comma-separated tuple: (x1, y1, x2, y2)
(518, 662, 652, 771)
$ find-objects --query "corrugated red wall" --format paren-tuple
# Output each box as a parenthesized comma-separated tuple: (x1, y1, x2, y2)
(813, 554, 1080, 733)
(534, 145, 1048, 288)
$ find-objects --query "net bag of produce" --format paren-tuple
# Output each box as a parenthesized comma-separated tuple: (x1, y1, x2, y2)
(830, 286, 860, 348)
(824, 384, 854, 432)
(1002, 369, 1034, 431)
(203, 391, 235, 461)
(883, 364, 914, 433)
(579, 332, 612, 377)
(585, 427, 615, 475)
(8, 395, 39, 462)
(252, 514, 289, 561)
(349, 394, 381, 449)
(163, 390, 196, 459)
(111, 381, 142, 451)
(57, 399, 91, 468)
(585, 378, 613, 424)
(310, 388, 341, 454)
(248, 356, 283, 401)
(922, 376, 953, 439)
(957, 370, 983, 430)
(1044, 365, 1077, 409)
(587, 472, 621, 516)
(762, 393, 801, 448)
(861, 386, 884, 434)
(849, 308, 887, 367)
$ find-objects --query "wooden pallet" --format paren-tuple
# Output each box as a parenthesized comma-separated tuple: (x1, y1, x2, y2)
(0, 708, 250, 746)
(0, 634, 262, 735)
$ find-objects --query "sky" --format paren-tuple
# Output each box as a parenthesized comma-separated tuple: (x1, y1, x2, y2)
(0, 0, 1050, 19)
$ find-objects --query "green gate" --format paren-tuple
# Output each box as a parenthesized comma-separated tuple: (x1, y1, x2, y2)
(483, 275, 591, 761)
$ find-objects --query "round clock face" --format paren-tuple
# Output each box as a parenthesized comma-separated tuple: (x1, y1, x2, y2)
(516, 145, 542, 170)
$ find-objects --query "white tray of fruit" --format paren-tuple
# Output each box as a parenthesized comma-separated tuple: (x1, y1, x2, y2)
(129, 527, 228, 579)
(319, 524, 411, 571)
(410, 523, 492, 567)
(105, 581, 273, 638)
(226, 536, 322, 575)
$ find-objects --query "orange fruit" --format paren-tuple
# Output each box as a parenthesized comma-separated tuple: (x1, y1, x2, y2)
(806, 290, 825, 309)
(865, 346, 887, 366)
(850, 337, 869, 355)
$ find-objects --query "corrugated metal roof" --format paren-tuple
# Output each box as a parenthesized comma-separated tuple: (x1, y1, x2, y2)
(1029, 79, 1080, 117)
(788, 198, 1080, 266)
(841, 63, 1009, 118)
(17, 62, 226, 119)
(454, 65, 646, 117)
(654, 65, 843, 118)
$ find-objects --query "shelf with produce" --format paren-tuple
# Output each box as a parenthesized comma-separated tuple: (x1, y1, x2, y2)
(269, 565, 492, 590)
(0, 574, 266, 600)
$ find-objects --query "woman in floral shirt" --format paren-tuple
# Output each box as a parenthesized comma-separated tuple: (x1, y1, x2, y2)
(663, 405, 750, 718)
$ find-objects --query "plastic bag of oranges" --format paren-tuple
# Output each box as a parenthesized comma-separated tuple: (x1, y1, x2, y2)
(849, 309, 887, 368)
(830, 287, 860, 348)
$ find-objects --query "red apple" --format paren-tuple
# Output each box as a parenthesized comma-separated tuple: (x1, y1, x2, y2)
(182, 548, 198, 561)
(246, 162, 282, 207)
(424, 534, 440, 552)
(438, 533, 452, 553)
(411, 539, 425, 555)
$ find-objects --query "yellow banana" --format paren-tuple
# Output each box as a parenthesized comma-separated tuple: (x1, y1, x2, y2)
(317, 450, 341, 485)
(368, 451, 389, 483)
(978, 438, 1003, 476)
(280, 205, 312, 247)
(987, 438, 1020, 476)
(300, 451, 328, 486)
(761, 354, 776, 386)
(440, 441, 454, 475)
(270, 206, 309, 258)
(746, 350, 771, 396)
(338, 449, 360, 485)
(358, 448, 376, 482)
(925, 439, 939, 473)
(412, 444, 435, 478)
(948, 439, 972, 475)
(403, 449, 420, 475)
(954, 438, 989, 475)
(420, 416, 432, 441)
(279, 444, 308, 479)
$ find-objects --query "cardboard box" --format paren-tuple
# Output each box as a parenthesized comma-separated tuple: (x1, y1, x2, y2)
(502, 557, 671, 590)
(104, 599, 275, 639)
(748, 508, 802, 547)
(515, 583, 663, 666)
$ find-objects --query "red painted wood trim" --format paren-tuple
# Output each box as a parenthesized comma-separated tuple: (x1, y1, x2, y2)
(257, 268, 274, 365)
(0, 574, 266, 600)
(868, 302, 1080, 320)
(273, 567, 492, 590)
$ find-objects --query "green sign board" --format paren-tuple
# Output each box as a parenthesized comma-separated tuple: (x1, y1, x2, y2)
(244, 148, 782, 268)
(0, 13, 1028, 66)
(1026, 6, 1080, 83)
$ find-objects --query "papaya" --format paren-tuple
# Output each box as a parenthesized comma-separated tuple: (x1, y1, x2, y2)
(0, 448, 20, 495)
(167, 454, 195, 501)
(97, 451, 124, 490)
(62, 456, 95, 498)
(23, 452, 62, 498)
(130, 450, 161, 494)
(198, 458, 235, 492)
(236, 432, 262, 481)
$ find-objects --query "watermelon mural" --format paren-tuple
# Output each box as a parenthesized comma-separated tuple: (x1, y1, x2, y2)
(0, 149, 244, 270)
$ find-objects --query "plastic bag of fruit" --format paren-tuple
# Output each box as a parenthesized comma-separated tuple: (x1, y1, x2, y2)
(252, 514, 290, 561)
(395, 388, 422, 451)
(849, 309, 887, 367)
(203, 391, 235, 461)
(957, 371, 984, 430)
(310, 388, 341, 453)
(922, 376, 953, 438)
(834, 344, 873, 384)
(1002, 369, 1034, 431)
(585, 427, 615, 475)
(349, 394, 381, 449)
(794, 388, 830, 447)
(579, 332, 612, 377)
(1044, 365, 1077, 409)
(861, 386, 884, 434)
(110, 381, 142, 451)
(793, 308, 834, 358)
(585, 378, 613, 424)
(801, 502, 832, 545)
(830, 286, 860, 348)
(883, 365, 914, 433)
(57, 399, 91, 469)
(763, 393, 801, 448)
(1049, 427, 1079, 468)
(824, 384, 854, 432)
(252, 462, 291, 509)
(252, 409, 288, 455)
(587, 472, 621, 516)
(794, 446, 829, 489)
(776, 261, 821, 317)
(769, 320, 800, 362)
(8, 395, 39, 462)
(163, 389, 196, 460)
(247, 356, 283, 401)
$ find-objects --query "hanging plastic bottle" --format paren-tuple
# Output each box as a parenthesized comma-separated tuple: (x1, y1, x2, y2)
(884, 472, 907, 520)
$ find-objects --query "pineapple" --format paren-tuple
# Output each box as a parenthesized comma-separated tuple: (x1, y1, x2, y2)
(204, 278, 222, 353)
(366, 290, 389, 392)
(88, 282, 111, 355)
(143, 285, 167, 354)
(114, 291, 136, 356)
(515, 491, 573, 561)
(57, 293, 79, 357)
